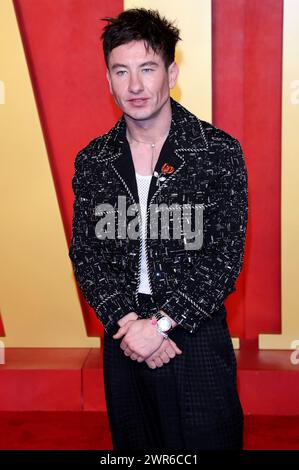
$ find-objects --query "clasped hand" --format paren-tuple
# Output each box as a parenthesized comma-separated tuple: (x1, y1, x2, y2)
(113, 318, 182, 369)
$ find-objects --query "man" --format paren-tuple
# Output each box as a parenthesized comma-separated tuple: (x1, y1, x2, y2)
(69, 8, 248, 451)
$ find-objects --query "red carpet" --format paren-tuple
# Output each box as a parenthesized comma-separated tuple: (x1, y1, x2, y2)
(0, 412, 298, 450)
(1, 348, 298, 450)
(0, 411, 112, 450)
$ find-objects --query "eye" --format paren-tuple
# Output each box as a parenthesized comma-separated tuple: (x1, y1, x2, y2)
(116, 70, 127, 76)
(142, 68, 154, 73)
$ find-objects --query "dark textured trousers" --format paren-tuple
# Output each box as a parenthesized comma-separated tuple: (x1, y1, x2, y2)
(103, 293, 244, 451)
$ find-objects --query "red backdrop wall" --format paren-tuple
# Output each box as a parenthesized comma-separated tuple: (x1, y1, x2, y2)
(13, 0, 283, 342)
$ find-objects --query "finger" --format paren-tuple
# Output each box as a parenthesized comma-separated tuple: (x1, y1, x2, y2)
(169, 339, 182, 354)
(160, 352, 170, 364)
(120, 340, 128, 351)
(145, 359, 156, 369)
(168, 339, 182, 353)
(137, 356, 144, 362)
(159, 341, 175, 358)
(154, 357, 164, 367)
(124, 347, 133, 356)
(113, 327, 127, 339)
(145, 340, 167, 362)
(130, 353, 138, 360)
(112, 329, 123, 339)
(165, 347, 176, 359)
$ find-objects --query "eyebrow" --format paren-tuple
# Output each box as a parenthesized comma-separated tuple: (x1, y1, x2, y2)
(111, 61, 160, 70)
(139, 61, 159, 67)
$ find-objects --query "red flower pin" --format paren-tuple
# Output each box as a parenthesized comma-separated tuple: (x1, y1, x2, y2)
(161, 163, 175, 174)
(154, 163, 175, 188)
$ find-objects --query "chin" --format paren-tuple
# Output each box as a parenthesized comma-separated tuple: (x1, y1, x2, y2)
(125, 110, 154, 122)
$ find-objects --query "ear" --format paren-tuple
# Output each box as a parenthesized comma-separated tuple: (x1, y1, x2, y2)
(106, 68, 113, 94)
(168, 62, 179, 89)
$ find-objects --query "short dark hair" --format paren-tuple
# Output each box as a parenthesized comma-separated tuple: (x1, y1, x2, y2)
(101, 8, 181, 69)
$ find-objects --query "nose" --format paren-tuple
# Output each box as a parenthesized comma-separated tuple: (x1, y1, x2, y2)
(128, 72, 143, 94)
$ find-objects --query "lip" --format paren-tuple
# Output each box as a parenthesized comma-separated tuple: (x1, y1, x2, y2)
(127, 98, 149, 106)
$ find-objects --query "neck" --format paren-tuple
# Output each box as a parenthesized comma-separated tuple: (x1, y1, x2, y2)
(125, 98, 172, 144)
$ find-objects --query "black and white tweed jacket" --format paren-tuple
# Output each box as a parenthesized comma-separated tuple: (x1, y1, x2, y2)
(69, 98, 248, 336)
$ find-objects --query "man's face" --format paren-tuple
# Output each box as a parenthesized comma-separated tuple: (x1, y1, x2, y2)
(106, 40, 178, 122)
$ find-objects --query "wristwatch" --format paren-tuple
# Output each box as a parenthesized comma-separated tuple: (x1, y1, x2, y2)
(154, 311, 173, 339)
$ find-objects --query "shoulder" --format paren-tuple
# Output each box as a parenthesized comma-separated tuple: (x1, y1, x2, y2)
(73, 131, 112, 171)
(173, 99, 242, 153)
(200, 119, 240, 149)
(73, 115, 124, 171)
(193, 118, 246, 174)
(193, 117, 244, 170)
(71, 127, 117, 194)
(205, 123, 245, 179)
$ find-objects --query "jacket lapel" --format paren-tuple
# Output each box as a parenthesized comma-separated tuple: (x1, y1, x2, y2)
(110, 123, 140, 205)
(146, 137, 184, 206)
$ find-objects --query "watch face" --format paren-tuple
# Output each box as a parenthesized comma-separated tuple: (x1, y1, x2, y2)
(157, 316, 172, 332)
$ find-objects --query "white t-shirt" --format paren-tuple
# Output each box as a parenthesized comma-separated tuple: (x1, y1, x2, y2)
(135, 172, 153, 295)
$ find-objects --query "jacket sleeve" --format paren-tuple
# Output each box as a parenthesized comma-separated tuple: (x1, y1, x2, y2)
(69, 149, 136, 336)
(160, 139, 248, 333)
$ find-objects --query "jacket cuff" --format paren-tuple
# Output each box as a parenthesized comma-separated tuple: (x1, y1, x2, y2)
(94, 293, 136, 337)
(160, 291, 212, 334)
